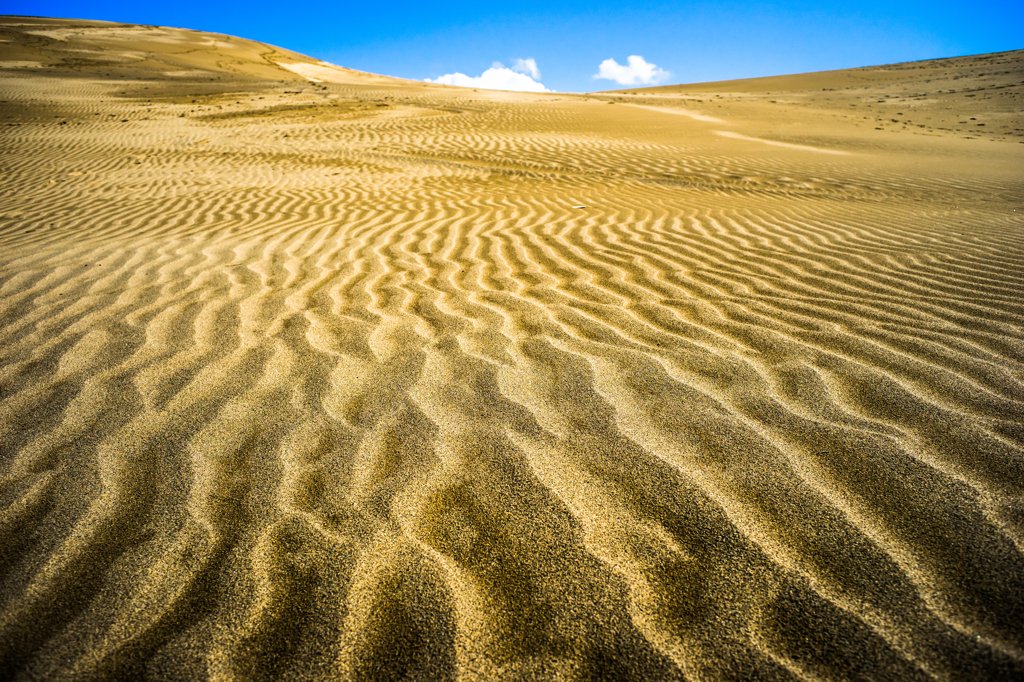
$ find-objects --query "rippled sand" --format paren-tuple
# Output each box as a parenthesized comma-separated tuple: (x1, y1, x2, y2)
(2, 16, 1023, 681)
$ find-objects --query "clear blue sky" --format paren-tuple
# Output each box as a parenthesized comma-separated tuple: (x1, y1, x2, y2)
(6, 1, 1021, 92)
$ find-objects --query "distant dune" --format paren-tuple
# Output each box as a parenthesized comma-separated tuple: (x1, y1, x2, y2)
(1, 16, 1023, 681)
(599, 50, 1024, 145)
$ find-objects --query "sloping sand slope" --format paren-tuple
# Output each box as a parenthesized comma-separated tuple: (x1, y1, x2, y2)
(1, 16, 1023, 681)
(602, 50, 1024, 145)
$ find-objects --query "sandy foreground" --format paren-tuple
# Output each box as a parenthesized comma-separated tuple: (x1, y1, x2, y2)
(1, 16, 1023, 681)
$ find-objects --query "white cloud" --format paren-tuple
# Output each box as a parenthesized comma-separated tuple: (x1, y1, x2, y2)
(425, 59, 549, 92)
(511, 57, 540, 80)
(594, 55, 670, 86)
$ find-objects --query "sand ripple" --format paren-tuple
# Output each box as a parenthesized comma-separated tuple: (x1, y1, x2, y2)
(2, 18, 1023, 680)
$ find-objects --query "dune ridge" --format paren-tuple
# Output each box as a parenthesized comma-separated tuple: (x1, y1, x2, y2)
(1, 16, 1023, 681)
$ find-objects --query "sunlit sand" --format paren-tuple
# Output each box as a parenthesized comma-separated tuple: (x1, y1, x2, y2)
(1, 16, 1023, 680)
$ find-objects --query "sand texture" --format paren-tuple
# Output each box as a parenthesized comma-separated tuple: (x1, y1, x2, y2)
(2, 16, 1024, 681)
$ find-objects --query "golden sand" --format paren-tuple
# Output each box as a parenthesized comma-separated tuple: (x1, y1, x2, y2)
(1, 16, 1023, 680)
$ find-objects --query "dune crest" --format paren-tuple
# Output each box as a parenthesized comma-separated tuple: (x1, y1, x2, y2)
(1, 16, 1023, 681)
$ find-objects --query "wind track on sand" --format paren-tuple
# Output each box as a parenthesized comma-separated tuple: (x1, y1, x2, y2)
(1, 53, 1024, 681)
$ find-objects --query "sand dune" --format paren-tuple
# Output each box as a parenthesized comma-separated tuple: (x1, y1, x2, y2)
(1, 16, 1023, 680)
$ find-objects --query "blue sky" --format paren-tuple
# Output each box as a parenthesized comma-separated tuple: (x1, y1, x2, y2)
(6, 1, 1021, 92)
